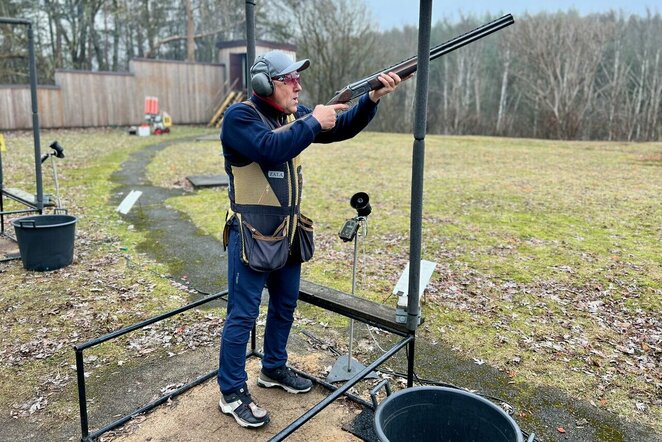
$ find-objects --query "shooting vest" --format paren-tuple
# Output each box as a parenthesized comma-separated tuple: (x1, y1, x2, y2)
(224, 101, 302, 255)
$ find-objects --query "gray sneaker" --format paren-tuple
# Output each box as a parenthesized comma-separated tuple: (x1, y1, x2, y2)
(257, 365, 313, 394)
(219, 383, 269, 428)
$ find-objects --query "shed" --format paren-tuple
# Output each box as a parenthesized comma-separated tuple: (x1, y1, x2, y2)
(216, 40, 298, 91)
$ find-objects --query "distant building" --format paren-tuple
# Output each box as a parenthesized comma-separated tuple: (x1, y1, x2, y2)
(216, 40, 298, 91)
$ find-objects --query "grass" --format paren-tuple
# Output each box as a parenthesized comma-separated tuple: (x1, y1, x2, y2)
(150, 131, 661, 431)
(0, 127, 216, 426)
(1, 128, 660, 435)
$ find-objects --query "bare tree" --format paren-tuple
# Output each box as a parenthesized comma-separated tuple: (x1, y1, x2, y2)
(271, 0, 379, 106)
(510, 13, 614, 139)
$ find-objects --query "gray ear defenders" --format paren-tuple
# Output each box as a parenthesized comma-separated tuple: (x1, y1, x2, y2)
(250, 58, 274, 96)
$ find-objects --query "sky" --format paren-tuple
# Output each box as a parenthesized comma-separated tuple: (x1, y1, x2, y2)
(364, 0, 660, 30)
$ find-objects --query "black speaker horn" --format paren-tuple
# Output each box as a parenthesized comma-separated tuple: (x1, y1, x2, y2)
(49, 141, 65, 158)
(350, 192, 371, 217)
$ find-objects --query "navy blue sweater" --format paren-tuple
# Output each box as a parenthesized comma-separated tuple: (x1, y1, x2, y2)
(221, 94, 379, 167)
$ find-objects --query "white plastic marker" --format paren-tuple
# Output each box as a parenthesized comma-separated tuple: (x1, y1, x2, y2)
(117, 190, 143, 215)
(393, 260, 437, 324)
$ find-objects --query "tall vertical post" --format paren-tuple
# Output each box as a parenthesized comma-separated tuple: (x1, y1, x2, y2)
(245, 1, 256, 96)
(245, 0, 257, 351)
(27, 23, 44, 213)
(406, 0, 433, 386)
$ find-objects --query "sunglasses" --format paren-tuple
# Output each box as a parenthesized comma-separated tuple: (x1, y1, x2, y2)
(272, 71, 301, 86)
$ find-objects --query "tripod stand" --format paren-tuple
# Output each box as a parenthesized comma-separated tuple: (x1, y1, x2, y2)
(326, 215, 378, 383)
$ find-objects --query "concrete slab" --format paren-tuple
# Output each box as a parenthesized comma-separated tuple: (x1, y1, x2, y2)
(186, 175, 229, 189)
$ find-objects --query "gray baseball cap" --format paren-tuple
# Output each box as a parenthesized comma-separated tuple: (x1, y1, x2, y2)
(257, 50, 310, 77)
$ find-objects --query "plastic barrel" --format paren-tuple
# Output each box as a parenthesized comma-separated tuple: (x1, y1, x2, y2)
(11, 215, 77, 271)
(375, 387, 523, 442)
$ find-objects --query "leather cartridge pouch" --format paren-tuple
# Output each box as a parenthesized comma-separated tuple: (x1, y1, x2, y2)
(222, 210, 234, 251)
(239, 217, 290, 272)
(292, 214, 315, 263)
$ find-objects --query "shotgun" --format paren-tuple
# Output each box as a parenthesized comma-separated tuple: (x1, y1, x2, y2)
(272, 14, 514, 133)
(327, 13, 514, 105)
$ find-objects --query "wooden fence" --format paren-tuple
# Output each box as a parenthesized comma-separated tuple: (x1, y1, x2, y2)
(0, 58, 225, 130)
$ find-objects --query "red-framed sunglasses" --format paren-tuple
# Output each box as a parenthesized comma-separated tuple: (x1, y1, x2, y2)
(272, 71, 301, 86)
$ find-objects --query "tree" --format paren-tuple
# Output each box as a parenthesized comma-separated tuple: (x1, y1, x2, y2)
(270, 0, 380, 106)
(509, 12, 614, 139)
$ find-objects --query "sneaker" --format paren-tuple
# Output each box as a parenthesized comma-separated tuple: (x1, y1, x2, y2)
(219, 384, 269, 428)
(257, 365, 313, 394)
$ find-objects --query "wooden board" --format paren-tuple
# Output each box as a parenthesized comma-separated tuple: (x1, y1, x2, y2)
(298, 280, 409, 335)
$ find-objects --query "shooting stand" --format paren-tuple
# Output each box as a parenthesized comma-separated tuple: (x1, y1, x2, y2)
(73, 282, 413, 441)
(0, 17, 53, 261)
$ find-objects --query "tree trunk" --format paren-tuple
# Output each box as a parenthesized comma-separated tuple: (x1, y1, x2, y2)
(185, 0, 195, 61)
(496, 48, 510, 134)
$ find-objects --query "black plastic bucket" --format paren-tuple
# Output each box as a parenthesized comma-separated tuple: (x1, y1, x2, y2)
(374, 386, 524, 442)
(12, 214, 77, 271)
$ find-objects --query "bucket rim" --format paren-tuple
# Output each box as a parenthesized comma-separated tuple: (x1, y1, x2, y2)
(11, 214, 78, 229)
(374, 386, 523, 442)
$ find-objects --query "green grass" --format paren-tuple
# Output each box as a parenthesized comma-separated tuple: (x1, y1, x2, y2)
(153, 131, 661, 431)
(1, 129, 660, 432)
(0, 127, 215, 421)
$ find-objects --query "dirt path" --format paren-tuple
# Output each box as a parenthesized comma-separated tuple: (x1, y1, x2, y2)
(113, 356, 361, 442)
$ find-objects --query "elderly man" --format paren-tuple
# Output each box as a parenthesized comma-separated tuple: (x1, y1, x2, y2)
(218, 50, 402, 428)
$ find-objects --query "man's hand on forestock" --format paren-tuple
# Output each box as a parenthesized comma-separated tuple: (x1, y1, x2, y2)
(369, 72, 405, 103)
(312, 103, 349, 130)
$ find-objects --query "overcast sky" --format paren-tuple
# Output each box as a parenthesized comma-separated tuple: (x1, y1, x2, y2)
(364, 0, 660, 29)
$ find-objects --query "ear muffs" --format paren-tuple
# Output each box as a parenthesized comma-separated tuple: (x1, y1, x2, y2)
(250, 58, 274, 96)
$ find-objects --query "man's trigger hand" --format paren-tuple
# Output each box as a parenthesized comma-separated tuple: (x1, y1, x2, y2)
(312, 103, 349, 130)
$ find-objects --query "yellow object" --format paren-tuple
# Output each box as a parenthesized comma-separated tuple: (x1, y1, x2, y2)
(163, 112, 172, 128)
(0, 133, 5, 152)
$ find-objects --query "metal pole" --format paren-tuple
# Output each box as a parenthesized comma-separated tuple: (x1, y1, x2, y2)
(75, 291, 227, 351)
(26, 23, 44, 213)
(245, 0, 256, 352)
(406, 0, 433, 386)
(50, 157, 62, 209)
(270, 335, 413, 442)
(346, 218, 360, 370)
(75, 349, 89, 440)
(245, 1, 256, 95)
(251, 323, 257, 352)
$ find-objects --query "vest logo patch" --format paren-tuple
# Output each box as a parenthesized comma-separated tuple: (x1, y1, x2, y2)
(268, 171, 285, 179)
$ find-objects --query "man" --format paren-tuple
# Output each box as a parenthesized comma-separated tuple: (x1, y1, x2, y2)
(218, 50, 402, 428)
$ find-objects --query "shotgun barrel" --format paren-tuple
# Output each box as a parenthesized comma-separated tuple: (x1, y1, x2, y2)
(327, 14, 515, 105)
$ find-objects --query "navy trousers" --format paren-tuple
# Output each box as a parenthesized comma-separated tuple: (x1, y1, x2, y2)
(217, 226, 301, 395)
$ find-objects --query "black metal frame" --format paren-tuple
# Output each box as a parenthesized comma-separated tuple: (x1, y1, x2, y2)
(0, 17, 45, 259)
(73, 287, 415, 441)
(74, 291, 227, 441)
